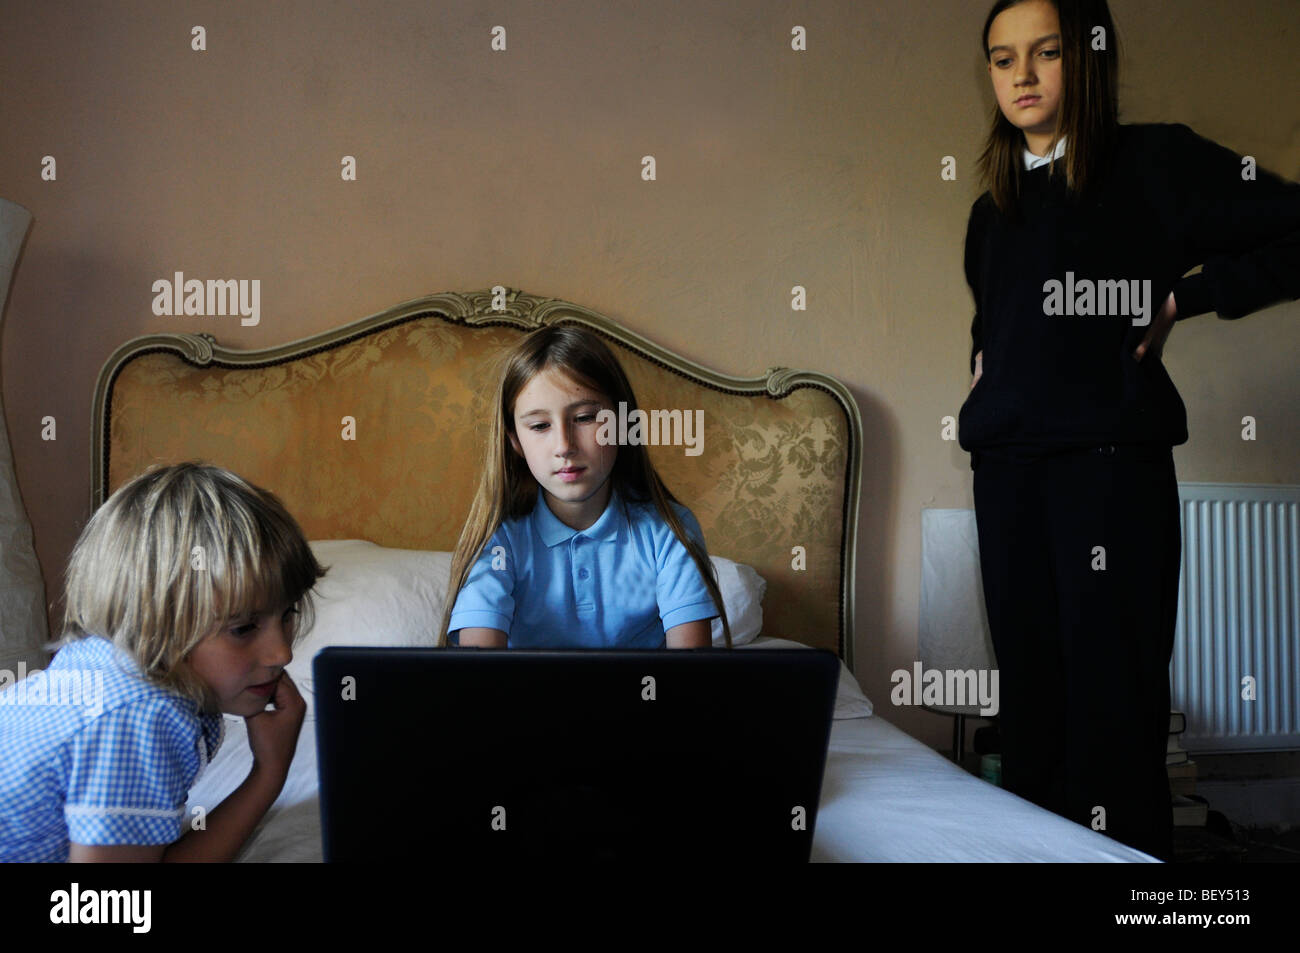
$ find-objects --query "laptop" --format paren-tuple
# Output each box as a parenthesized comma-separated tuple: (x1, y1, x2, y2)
(313, 647, 839, 863)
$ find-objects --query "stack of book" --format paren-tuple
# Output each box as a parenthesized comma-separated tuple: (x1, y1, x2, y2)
(1168, 710, 1207, 827)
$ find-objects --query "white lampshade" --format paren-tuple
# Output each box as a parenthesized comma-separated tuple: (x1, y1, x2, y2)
(918, 508, 996, 715)
(0, 197, 50, 675)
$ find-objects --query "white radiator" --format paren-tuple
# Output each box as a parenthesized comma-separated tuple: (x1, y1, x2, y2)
(1173, 483, 1300, 752)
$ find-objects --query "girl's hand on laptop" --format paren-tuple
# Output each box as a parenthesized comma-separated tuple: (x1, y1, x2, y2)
(246, 671, 306, 783)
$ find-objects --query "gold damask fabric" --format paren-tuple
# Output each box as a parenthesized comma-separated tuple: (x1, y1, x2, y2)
(107, 316, 849, 653)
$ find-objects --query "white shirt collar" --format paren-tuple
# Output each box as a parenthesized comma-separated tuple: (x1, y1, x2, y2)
(1023, 136, 1067, 170)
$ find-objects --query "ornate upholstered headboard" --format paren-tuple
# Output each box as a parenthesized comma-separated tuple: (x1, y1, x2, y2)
(92, 290, 862, 667)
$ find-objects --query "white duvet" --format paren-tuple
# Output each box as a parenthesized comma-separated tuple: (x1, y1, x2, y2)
(186, 637, 1156, 863)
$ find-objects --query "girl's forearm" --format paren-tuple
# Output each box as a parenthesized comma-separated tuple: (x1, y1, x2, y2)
(666, 619, 712, 648)
(162, 764, 286, 863)
(458, 627, 508, 647)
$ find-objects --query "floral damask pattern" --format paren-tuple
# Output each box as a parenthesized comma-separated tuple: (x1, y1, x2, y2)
(108, 317, 850, 652)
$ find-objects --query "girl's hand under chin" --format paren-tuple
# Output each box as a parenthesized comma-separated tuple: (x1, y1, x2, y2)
(245, 670, 306, 781)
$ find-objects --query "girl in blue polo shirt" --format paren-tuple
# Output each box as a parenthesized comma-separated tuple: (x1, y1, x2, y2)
(0, 463, 324, 861)
(441, 325, 730, 649)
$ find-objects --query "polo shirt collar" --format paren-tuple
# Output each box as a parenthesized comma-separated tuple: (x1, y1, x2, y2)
(534, 484, 625, 547)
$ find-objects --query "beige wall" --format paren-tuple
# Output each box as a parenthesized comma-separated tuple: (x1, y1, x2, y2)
(2, 0, 1297, 751)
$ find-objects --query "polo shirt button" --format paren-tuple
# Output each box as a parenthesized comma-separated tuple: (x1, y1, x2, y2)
(578, 568, 589, 579)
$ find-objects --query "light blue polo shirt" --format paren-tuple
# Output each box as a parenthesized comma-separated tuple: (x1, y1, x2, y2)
(448, 487, 718, 648)
(0, 635, 224, 862)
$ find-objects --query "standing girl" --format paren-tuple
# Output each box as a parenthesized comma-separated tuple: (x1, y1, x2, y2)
(959, 0, 1300, 859)
(0, 463, 324, 861)
(440, 324, 730, 649)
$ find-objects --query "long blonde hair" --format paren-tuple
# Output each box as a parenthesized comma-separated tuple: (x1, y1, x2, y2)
(57, 462, 326, 711)
(438, 324, 731, 648)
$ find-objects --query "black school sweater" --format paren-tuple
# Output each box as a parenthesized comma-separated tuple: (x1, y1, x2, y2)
(958, 123, 1300, 456)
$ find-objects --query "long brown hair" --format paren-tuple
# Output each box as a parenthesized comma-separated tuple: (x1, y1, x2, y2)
(977, 0, 1120, 215)
(438, 324, 732, 648)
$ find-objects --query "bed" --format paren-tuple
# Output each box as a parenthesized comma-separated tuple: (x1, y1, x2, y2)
(92, 289, 1157, 862)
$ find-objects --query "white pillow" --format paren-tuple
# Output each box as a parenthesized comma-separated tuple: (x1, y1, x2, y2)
(709, 555, 766, 647)
(295, 541, 765, 665)
(738, 636, 873, 719)
(287, 540, 450, 691)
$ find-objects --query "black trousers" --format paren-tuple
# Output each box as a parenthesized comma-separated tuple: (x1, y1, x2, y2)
(972, 444, 1181, 860)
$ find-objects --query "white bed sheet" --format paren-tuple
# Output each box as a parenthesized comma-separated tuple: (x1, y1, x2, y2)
(813, 716, 1156, 862)
(186, 653, 1158, 863)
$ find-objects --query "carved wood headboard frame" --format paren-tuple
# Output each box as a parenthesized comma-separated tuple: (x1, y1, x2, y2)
(92, 290, 862, 669)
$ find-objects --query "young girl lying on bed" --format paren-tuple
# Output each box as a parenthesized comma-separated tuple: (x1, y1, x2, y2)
(439, 323, 730, 649)
(0, 463, 324, 862)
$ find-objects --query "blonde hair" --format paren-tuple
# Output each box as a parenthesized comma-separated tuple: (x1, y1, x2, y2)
(57, 462, 326, 711)
(438, 324, 731, 648)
